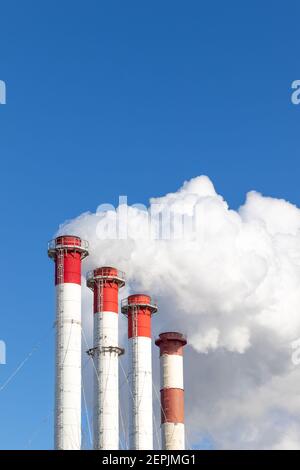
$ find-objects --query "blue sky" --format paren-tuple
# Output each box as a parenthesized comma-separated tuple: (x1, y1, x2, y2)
(0, 0, 299, 449)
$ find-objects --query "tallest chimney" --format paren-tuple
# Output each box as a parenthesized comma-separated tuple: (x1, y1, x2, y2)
(48, 235, 89, 450)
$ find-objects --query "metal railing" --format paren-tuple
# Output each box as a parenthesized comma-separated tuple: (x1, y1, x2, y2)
(121, 297, 158, 315)
(86, 268, 125, 287)
(48, 237, 89, 258)
(156, 331, 187, 343)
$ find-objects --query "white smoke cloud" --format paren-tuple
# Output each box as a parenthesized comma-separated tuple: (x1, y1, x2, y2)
(57, 175, 300, 449)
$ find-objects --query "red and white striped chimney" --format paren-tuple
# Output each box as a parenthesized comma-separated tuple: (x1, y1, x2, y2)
(48, 235, 89, 450)
(121, 294, 157, 450)
(155, 332, 187, 450)
(87, 267, 125, 450)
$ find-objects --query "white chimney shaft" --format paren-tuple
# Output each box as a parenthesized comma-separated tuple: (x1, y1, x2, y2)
(48, 235, 88, 450)
(87, 267, 125, 450)
(122, 295, 157, 450)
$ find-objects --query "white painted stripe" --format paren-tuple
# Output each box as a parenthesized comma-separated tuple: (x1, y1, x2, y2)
(55, 283, 81, 450)
(160, 354, 184, 390)
(128, 336, 153, 450)
(162, 422, 185, 450)
(93, 310, 119, 450)
(94, 311, 118, 347)
(56, 283, 81, 322)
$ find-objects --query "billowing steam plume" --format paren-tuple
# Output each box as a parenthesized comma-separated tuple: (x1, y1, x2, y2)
(57, 176, 300, 449)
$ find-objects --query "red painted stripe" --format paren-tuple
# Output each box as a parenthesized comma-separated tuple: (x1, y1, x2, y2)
(157, 341, 184, 356)
(55, 251, 81, 285)
(128, 309, 151, 338)
(94, 266, 118, 278)
(161, 388, 184, 424)
(93, 282, 119, 313)
(56, 235, 82, 248)
(127, 294, 153, 338)
(155, 332, 187, 356)
(128, 294, 151, 305)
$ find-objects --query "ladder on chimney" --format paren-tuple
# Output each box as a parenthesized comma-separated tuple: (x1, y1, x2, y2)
(97, 278, 105, 446)
(56, 248, 65, 440)
(131, 304, 139, 448)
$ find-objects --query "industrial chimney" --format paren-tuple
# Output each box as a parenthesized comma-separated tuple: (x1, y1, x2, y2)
(155, 332, 187, 450)
(121, 294, 157, 450)
(48, 235, 89, 450)
(87, 267, 125, 450)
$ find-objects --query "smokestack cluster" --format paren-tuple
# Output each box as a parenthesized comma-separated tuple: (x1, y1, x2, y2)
(48, 235, 187, 450)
